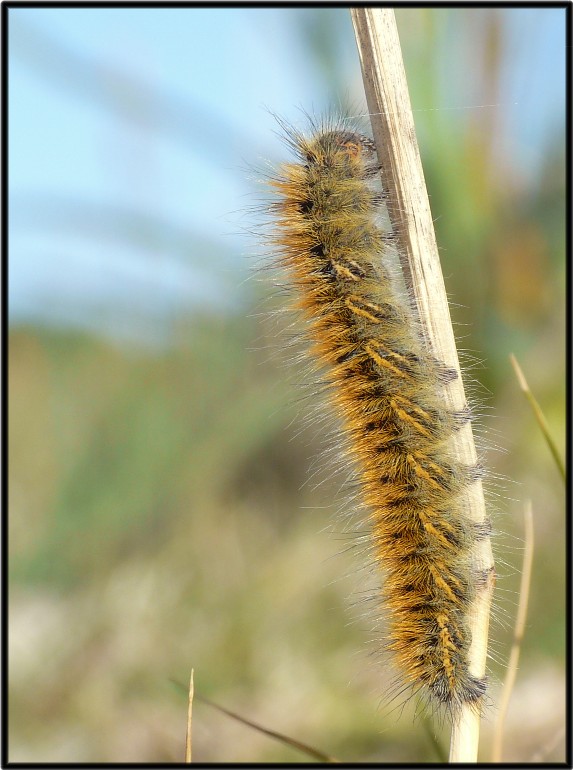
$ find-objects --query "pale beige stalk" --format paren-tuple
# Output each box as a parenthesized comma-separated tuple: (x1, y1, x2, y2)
(185, 668, 194, 763)
(491, 502, 534, 762)
(350, 8, 495, 762)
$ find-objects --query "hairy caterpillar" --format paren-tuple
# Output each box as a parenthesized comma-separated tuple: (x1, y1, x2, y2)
(266, 114, 489, 714)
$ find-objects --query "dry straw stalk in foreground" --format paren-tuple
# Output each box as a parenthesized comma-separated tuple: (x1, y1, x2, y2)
(350, 8, 495, 762)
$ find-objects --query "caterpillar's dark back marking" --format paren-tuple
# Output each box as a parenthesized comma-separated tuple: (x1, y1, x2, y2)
(268, 116, 488, 714)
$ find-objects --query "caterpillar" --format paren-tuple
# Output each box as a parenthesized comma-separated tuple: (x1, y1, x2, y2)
(266, 114, 489, 714)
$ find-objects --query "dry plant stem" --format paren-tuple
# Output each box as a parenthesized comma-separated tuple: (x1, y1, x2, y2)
(350, 8, 495, 762)
(195, 694, 339, 763)
(509, 354, 566, 482)
(491, 502, 534, 763)
(185, 668, 194, 763)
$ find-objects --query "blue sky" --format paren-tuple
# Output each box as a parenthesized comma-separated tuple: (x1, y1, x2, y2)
(8, 7, 566, 345)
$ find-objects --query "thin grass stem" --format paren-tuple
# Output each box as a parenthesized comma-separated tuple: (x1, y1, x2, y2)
(510, 353, 565, 482)
(490, 501, 534, 762)
(185, 668, 194, 763)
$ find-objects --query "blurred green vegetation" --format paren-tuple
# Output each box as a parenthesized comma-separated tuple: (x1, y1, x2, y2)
(9, 8, 565, 763)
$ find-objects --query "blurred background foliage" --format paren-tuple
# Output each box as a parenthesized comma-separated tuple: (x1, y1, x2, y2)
(8, 7, 565, 763)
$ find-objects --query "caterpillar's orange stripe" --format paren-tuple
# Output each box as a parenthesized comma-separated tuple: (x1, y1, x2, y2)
(366, 343, 410, 380)
(389, 398, 434, 438)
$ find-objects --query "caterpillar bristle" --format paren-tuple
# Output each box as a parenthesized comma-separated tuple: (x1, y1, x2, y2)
(265, 113, 491, 716)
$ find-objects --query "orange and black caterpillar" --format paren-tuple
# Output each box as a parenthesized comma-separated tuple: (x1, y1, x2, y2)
(268, 116, 487, 712)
